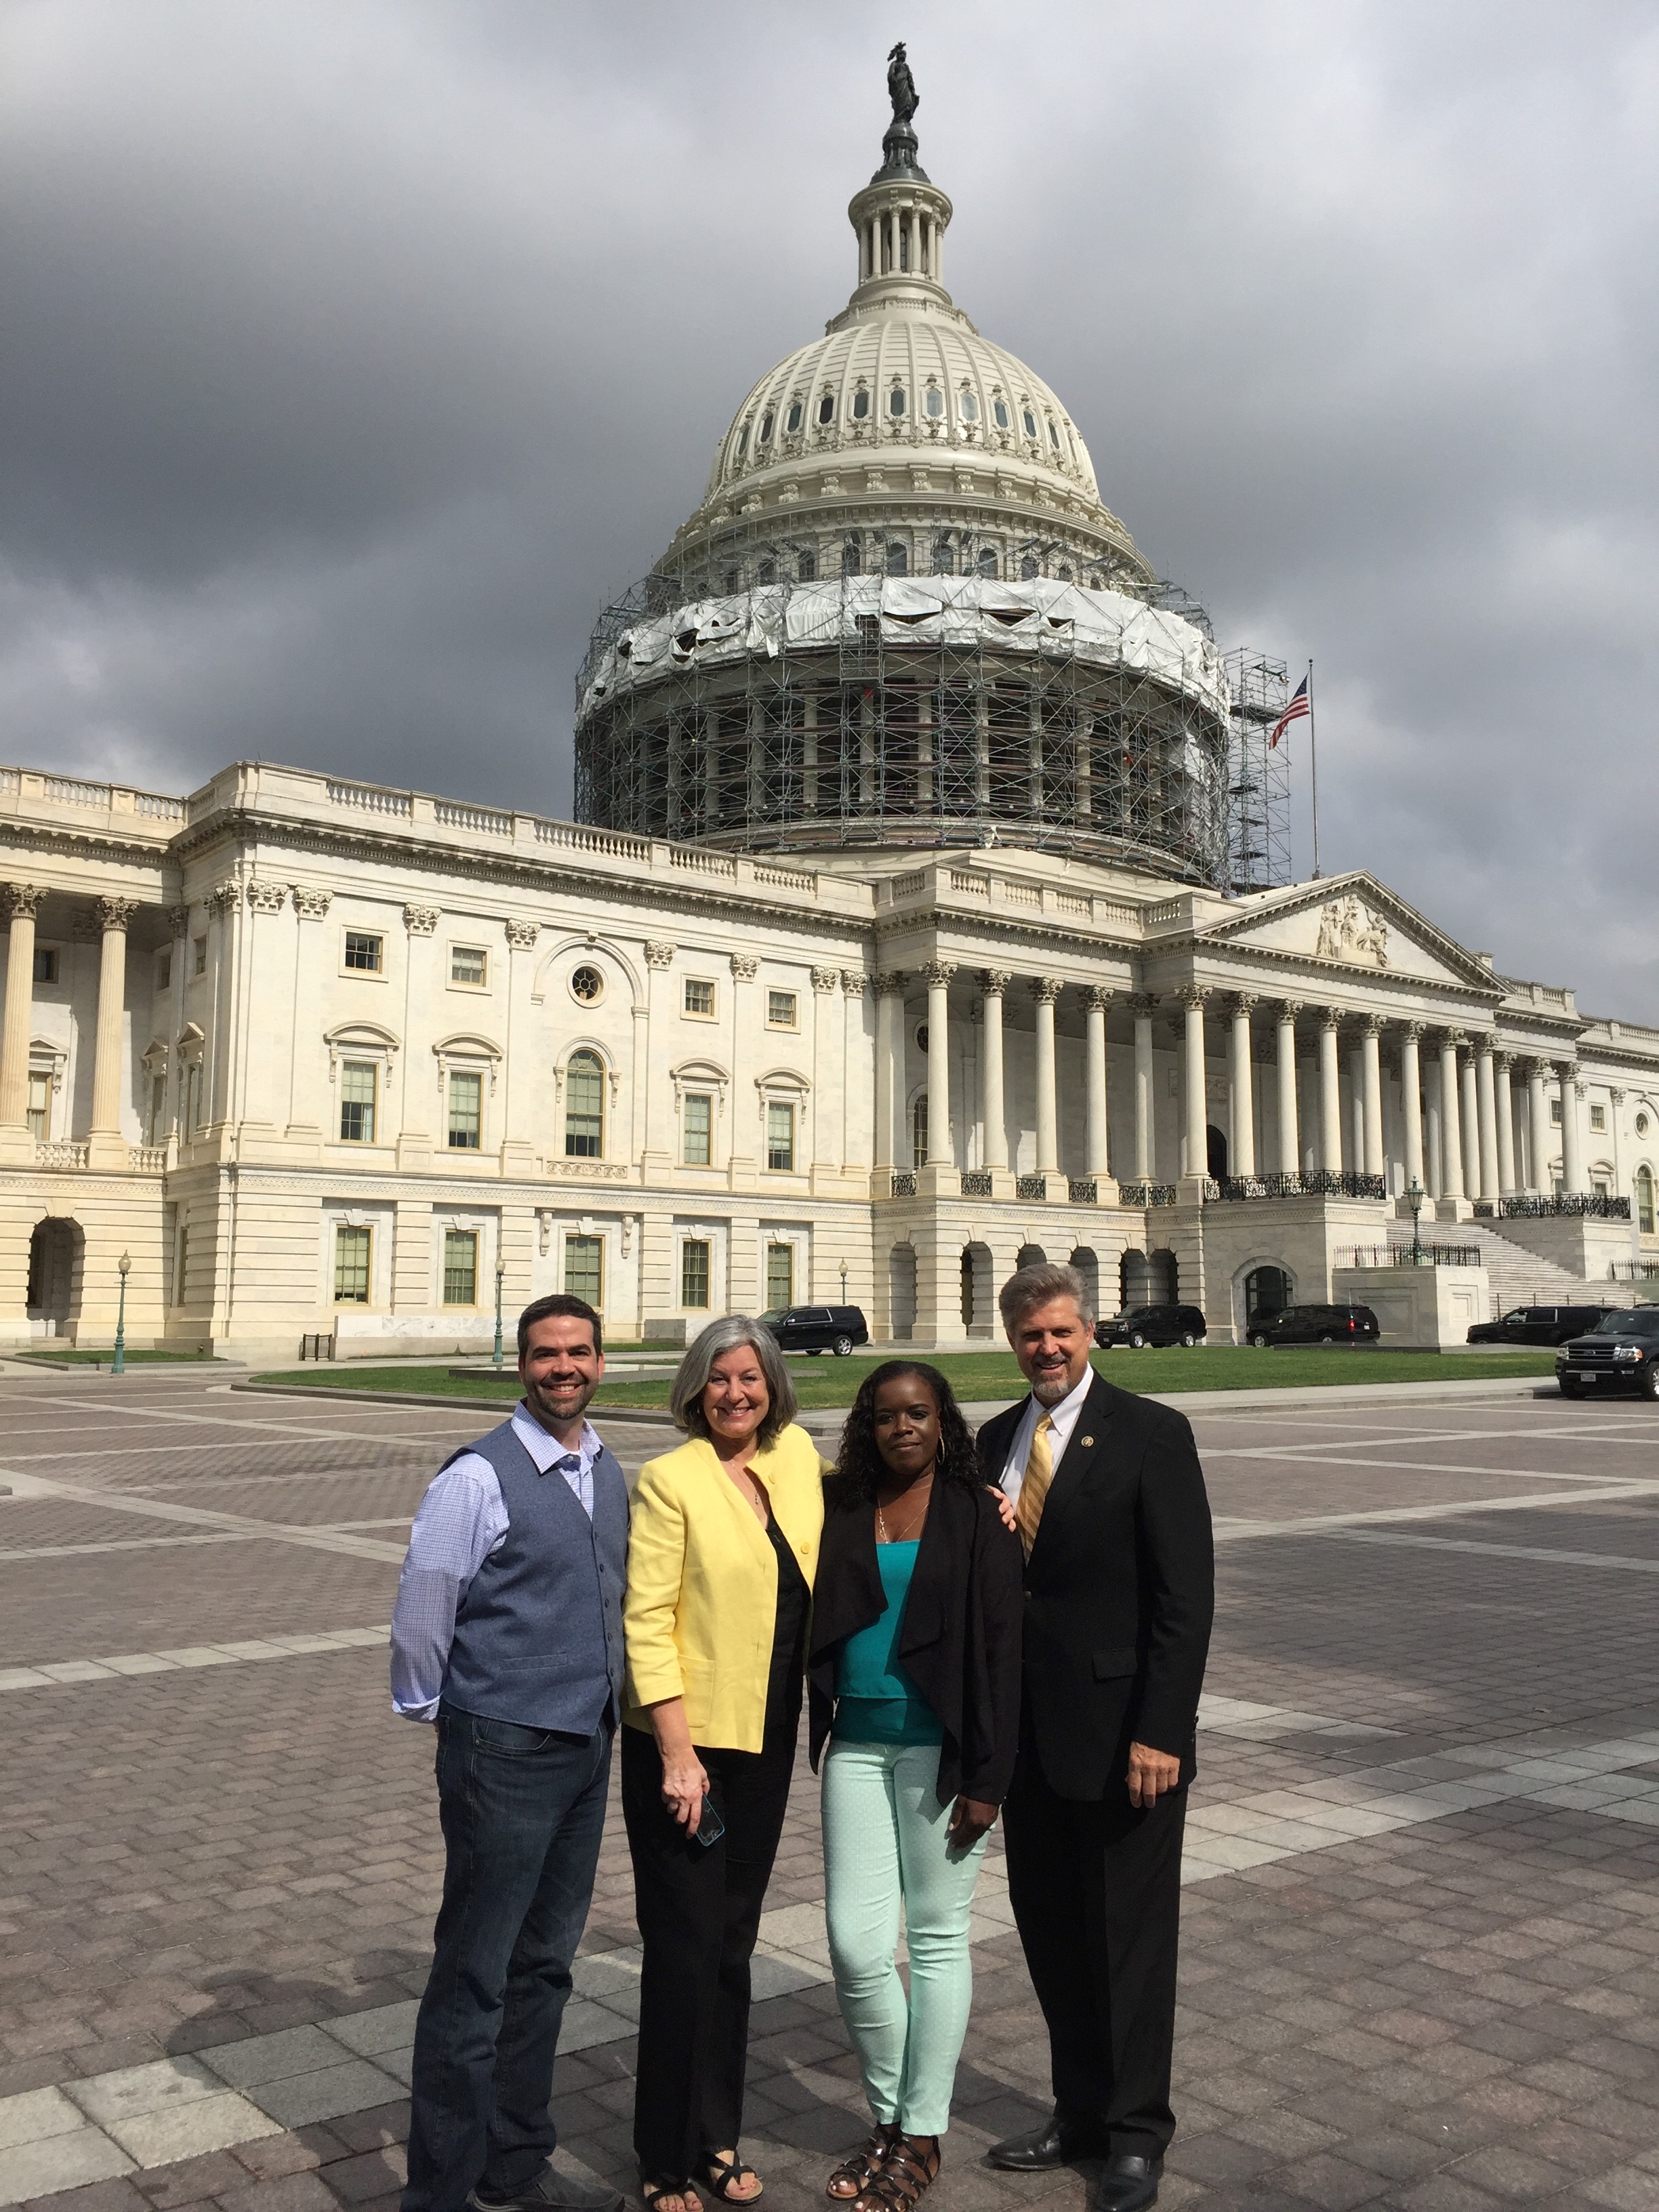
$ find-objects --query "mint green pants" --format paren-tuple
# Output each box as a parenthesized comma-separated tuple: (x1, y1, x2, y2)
(821, 1738, 989, 2137)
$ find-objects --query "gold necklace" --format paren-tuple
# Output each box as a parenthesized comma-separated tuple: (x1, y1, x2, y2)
(876, 1483, 930, 1543)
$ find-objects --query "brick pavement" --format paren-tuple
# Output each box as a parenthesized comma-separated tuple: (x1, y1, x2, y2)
(3, 1370, 1658, 2212)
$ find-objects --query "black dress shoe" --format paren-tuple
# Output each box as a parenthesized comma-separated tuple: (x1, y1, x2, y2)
(1090, 2154, 1162, 2212)
(987, 2118, 1107, 2171)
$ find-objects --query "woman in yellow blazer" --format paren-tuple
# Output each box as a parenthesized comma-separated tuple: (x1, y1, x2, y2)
(623, 1313, 825, 2212)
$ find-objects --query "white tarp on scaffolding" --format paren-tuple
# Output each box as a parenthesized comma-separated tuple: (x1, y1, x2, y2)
(579, 575, 1229, 722)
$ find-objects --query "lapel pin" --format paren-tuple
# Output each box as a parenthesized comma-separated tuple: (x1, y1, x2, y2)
(1080, 1435, 1094, 1448)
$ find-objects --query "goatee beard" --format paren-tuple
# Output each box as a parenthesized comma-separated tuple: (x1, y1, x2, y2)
(1032, 1372, 1071, 1406)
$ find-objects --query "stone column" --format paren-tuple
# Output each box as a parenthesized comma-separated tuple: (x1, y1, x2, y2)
(1181, 987, 1208, 1185)
(0, 884, 42, 1151)
(1130, 993, 1157, 1182)
(87, 895, 139, 1168)
(923, 961, 955, 1166)
(1526, 1059, 1550, 1193)
(1475, 1042, 1500, 1202)
(1560, 1067, 1586, 1193)
(1399, 1022, 1425, 1195)
(1459, 1048, 1481, 1201)
(1610, 1087, 1625, 1204)
(1439, 1033, 1465, 1201)
(978, 970, 1010, 1178)
(165, 904, 189, 1146)
(840, 972, 872, 1170)
(642, 941, 678, 1175)
(1275, 1001, 1300, 1176)
(501, 920, 540, 1176)
(1318, 1011, 1344, 1174)
(1359, 1015, 1385, 1178)
(1031, 978, 1061, 1178)
(285, 887, 331, 1143)
(873, 972, 904, 1174)
(810, 966, 841, 1181)
(1494, 1052, 1517, 1196)
(1227, 995, 1256, 1179)
(1082, 985, 1112, 1179)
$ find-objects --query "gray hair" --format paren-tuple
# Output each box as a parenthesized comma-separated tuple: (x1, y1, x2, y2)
(998, 1261, 1094, 1334)
(670, 1315, 799, 1446)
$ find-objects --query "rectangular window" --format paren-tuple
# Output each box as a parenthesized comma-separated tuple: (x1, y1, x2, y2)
(184, 1063, 203, 1135)
(766, 989, 798, 1029)
(766, 1101, 795, 1172)
(1550, 1098, 1563, 1126)
(26, 1072, 50, 1142)
(683, 977, 716, 1018)
(565, 1052, 604, 1158)
(148, 1073, 166, 1143)
(450, 945, 487, 987)
(765, 1242, 794, 1310)
(157, 951, 171, 994)
(447, 1069, 483, 1149)
(340, 1060, 377, 1143)
(443, 1229, 478, 1306)
(334, 1225, 372, 1304)
(194, 936, 207, 976)
(680, 1238, 711, 1309)
(344, 930, 383, 972)
(1589, 1103, 1607, 1132)
(174, 1225, 188, 1306)
(684, 1092, 712, 1166)
(564, 1234, 603, 1307)
(32, 947, 58, 985)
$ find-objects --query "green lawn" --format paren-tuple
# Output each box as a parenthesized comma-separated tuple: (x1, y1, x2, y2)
(15, 1347, 220, 1367)
(249, 1345, 1557, 1408)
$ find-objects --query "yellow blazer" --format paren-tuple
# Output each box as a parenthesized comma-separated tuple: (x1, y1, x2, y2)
(623, 1423, 826, 1754)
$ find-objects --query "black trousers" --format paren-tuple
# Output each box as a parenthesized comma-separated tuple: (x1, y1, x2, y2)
(1002, 1742, 1187, 2159)
(621, 1704, 799, 2185)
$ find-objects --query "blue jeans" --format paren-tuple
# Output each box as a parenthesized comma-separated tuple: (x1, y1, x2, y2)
(403, 1706, 613, 2212)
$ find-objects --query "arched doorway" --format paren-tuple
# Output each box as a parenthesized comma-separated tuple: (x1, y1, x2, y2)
(1122, 1247, 1176, 1307)
(888, 1244, 917, 1341)
(1244, 1265, 1292, 1330)
(960, 1242, 994, 1338)
(1206, 1124, 1228, 1180)
(1015, 1243, 1046, 1270)
(1069, 1246, 1101, 1318)
(26, 1218, 82, 1338)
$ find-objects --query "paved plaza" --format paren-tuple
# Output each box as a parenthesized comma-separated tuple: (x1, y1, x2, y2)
(3, 1366, 1659, 2212)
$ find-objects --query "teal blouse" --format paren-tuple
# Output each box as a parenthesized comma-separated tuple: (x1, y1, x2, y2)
(831, 1539, 943, 1746)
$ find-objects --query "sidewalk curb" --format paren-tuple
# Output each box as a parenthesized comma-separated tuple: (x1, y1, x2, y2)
(228, 1380, 680, 1423)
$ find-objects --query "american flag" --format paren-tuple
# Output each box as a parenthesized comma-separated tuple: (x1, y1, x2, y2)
(1269, 673, 1310, 749)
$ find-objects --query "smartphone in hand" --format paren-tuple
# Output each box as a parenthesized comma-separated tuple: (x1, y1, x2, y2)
(692, 1795, 726, 1847)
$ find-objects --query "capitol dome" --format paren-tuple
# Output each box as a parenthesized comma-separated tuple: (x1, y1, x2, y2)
(575, 73, 1231, 884)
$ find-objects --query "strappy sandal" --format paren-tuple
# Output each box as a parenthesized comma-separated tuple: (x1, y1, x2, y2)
(641, 2180, 701, 2212)
(865, 2136, 940, 2212)
(697, 2152, 762, 2205)
(825, 2127, 897, 2202)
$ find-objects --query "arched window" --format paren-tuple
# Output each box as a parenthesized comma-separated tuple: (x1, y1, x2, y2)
(924, 386, 943, 418)
(758, 410, 774, 443)
(797, 548, 817, 583)
(888, 386, 907, 418)
(885, 539, 908, 577)
(932, 535, 954, 575)
(842, 534, 861, 577)
(852, 388, 870, 420)
(817, 392, 836, 425)
(1048, 418, 1060, 447)
(565, 1050, 605, 1159)
(1638, 1165, 1656, 1235)
(1020, 554, 1039, 580)
(737, 424, 749, 457)
(959, 388, 979, 422)
(757, 557, 776, 586)
(1022, 406, 1038, 438)
(977, 546, 998, 579)
(992, 397, 1010, 430)
(1059, 565, 1073, 583)
(785, 400, 802, 433)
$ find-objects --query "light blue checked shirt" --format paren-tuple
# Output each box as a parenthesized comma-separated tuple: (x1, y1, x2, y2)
(390, 1403, 603, 1723)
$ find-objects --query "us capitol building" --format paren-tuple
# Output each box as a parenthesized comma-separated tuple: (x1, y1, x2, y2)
(5, 69, 1656, 1361)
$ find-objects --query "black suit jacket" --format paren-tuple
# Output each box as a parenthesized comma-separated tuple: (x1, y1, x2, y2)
(807, 1477, 1025, 1806)
(976, 1372, 1214, 1802)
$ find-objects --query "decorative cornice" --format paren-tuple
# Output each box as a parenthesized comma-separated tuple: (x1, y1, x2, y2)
(245, 882, 288, 916)
(207, 882, 241, 918)
(504, 919, 539, 951)
(811, 966, 841, 994)
(167, 904, 192, 940)
(1081, 984, 1113, 1012)
(1, 884, 43, 921)
(1126, 992, 1159, 1019)
(922, 960, 958, 988)
(841, 969, 873, 995)
(1029, 977, 1062, 1005)
(977, 968, 1012, 994)
(403, 905, 440, 936)
(731, 953, 759, 981)
(644, 940, 676, 969)
(292, 886, 333, 920)
(875, 970, 907, 997)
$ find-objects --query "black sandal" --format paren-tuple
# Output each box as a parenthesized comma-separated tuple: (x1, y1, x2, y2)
(697, 2152, 762, 2205)
(826, 2128, 896, 2202)
(642, 2182, 701, 2212)
(865, 2137, 939, 2212)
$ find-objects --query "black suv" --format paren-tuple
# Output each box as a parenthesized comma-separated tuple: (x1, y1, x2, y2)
(1555, 1307, 1659, 1399)
(1468, 1304, 1612, 1347)
(758, 1305, 869, 1357)
(1248, 1303, 1380, 1348)
(1096, 1304, 1208, 1349)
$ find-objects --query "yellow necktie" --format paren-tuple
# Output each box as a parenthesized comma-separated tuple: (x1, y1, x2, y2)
(1015, 1413, 1054, 1555)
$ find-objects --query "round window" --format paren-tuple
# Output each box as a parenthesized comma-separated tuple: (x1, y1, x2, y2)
(916, 1023, 928, 1053)
(570, 964, 605, 1005)
(889, 386, 907, 417)
(1639, 1113, 1652, 1136)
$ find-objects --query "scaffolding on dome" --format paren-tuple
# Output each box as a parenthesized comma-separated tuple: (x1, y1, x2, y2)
(1222, 647, 1294, 895)
(574, 526, 1282, 890)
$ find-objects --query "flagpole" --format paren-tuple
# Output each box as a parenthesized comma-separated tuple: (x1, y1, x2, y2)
(1307, 659, 1320, 879)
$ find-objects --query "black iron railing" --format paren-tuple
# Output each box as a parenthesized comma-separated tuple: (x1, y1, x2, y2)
(1495, 1193, 1631, 1221)
(1016, 1173, 1048, 1201)
(1334, 1244, 1482, 1269)
(959, 1170, 994, 1198)
(1119, 1181, 1177, 1208)
(1067, 1177, 1099, 1204)
(889, 1170, 918, 1198)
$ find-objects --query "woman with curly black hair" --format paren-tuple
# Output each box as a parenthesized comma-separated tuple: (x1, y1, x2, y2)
(807, 1362, 1023, 2212)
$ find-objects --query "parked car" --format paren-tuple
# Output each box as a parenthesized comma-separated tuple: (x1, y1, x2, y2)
(1248, 1303, 1380, 1348)
(1467, 1304, 1612, 1347)
(756, 1304, 869, 1357)
(1555, 1307, 1659, 1399)
(1095, 1303, 1208, 1349)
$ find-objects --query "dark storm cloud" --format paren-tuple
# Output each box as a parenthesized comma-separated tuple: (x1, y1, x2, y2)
(3, 0, 1656, 1011)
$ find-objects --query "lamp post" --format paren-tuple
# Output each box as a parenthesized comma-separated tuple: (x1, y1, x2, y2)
(112, 1251, 131, 1376)
(839, 1260, 848, 1303)
(1406, 1176, 1427, 1267)
(493, 1254, 506, 1372)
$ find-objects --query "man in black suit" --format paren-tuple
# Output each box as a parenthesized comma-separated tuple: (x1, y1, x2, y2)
(977, 1262, 1213, 2212)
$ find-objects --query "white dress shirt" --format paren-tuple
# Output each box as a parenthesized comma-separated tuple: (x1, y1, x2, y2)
(999, 1367, 1095, 1503)
(389, 1403, 604, 1722)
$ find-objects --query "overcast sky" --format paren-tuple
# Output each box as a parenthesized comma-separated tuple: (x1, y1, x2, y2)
(3, 1, 1656, 1015)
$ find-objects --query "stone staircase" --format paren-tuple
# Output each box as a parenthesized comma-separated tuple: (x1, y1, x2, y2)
(1385, 1218, 1615, 1320)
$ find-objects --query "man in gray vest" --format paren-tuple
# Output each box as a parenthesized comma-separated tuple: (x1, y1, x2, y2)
(392, 1293, 629, 2212)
